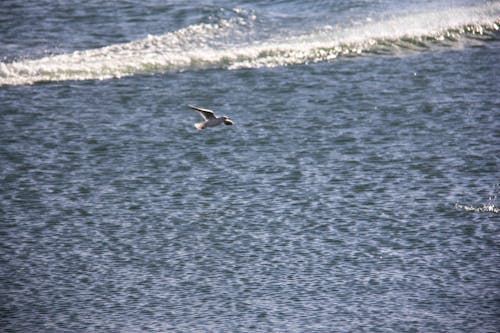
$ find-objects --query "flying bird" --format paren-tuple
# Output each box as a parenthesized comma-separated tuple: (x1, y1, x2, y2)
(188, 105, 235, 130)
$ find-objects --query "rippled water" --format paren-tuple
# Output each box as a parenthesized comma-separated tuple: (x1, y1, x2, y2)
(1, 1, 499, 332)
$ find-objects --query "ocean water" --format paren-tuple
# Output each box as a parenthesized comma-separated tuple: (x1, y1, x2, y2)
(1, 1, 499, 332)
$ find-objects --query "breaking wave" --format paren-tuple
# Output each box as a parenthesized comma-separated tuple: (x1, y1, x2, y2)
(1, 3, 499, 86)
(455, 203, 500, 213)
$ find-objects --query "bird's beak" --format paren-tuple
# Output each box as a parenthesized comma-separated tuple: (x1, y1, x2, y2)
(224, 119, 234, 125)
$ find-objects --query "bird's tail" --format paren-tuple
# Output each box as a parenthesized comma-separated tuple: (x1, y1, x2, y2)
(194, 122, 205, 130)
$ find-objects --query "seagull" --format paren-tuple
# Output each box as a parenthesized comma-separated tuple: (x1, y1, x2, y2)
(188, 105, 235, 130)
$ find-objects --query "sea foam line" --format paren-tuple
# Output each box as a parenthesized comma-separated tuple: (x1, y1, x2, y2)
(0, 3, 499, 86)
(455, 203, 500, 213)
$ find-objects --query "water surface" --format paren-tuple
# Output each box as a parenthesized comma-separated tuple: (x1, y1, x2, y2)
(1, 1, 499, 332)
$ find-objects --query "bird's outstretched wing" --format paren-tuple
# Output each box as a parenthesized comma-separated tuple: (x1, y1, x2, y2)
(188, 105, 216, 120)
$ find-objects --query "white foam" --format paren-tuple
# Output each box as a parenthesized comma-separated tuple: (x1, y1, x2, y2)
(455, 203, 499, 213)
(1, 3, 498, 86)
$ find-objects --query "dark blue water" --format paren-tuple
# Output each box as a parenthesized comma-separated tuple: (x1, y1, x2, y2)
(1, 1, 499, 332)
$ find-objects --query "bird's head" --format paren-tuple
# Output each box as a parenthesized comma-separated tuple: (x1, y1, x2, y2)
(223, 116, 234, 125)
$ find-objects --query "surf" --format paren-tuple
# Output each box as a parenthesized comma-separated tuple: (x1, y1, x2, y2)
(455, 203, 500, 213)
(1, 2, 499, 86)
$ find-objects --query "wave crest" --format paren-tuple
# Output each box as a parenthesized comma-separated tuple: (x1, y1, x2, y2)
(455, 203, 500, 213)
(1, 3, 499, 86)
